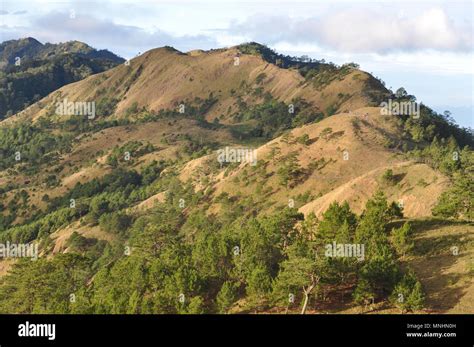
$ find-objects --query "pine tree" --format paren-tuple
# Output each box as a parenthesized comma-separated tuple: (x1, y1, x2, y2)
(216, 281, 238, 313)
(246, 265, 272, 305)
(355, 191, 393, 260)
(317, 201, 357, 244)
(390, 270, 425, 313)
(273, 235, 333, 314)
(353, 279, 375, 309)
(391, 222, 414, 257)
(388, 201, 404, 220)
(406, 281, 425, 311)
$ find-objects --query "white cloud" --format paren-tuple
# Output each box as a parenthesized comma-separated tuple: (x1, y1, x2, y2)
(2, 11, 218, 58)
(229, 7, 473, 54)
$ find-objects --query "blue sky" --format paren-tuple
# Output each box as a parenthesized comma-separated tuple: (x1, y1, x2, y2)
(1, 0, 473, 127)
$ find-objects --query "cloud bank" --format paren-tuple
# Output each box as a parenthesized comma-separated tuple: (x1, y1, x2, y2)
(2, 11, 218, 57)
(229, 7, 473, 54)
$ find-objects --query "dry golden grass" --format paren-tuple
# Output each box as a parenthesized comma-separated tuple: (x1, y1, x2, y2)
(128, 191, 166, 212)
(404, 220, 474, 314)
(0, 45, 468, 315)
(0, 259, 16, 277)
(299, 162, 448, 218)
(271, 220, 474, 314)
(186, 107, 449, 219)
(3, 46, 380, 127)
(49, 221, 116, 255)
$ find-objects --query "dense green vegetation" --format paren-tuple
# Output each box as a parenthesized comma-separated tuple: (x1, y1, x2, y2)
(0, 38, 123, 118)
(0, 168, 425, 314)
(237, 42, 322, 70)
(404, 133, 473, 220)
(0, 40, 471, 315)
(391, 100, 473, 223)
(230, 93, 323, 139)
(0, 123, 73, 172)
(237, 42, 389, 105)
(237, 42, 358, 84)
(107, 141, 155, 167)
(376, 92, 474, 220)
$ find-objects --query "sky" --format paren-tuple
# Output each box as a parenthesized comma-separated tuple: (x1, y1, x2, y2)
(1, 0, 473, 128)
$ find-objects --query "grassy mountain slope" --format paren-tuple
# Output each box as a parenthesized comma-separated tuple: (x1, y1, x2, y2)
(0, 42, 471, 314)
(6, 44, 388, 126)
(180, 107, 449, 218)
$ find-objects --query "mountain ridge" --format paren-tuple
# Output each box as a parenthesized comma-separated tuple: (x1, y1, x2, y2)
(0, 37, 124, 119)
(3, 41, 389, 127)
(0, 39, 472, 315)
(0, 37, 124, 66)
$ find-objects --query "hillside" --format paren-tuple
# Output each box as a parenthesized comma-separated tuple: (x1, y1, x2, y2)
(6, 43, 388, 126)
(181, 107, 449, 219)
(0, 38, 123, 66)
(0, 42, 472, 315)
(0, 37, 124, 118)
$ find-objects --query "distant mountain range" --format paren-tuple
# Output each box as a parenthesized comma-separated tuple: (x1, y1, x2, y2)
(0, 37, 124, 118)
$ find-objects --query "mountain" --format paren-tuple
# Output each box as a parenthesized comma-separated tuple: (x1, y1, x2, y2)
(0, 37, 123, 67)
(0, 42, 472, 315)
(0, 38, 124, 119)
(0, 37, 43, 64)
(7, 42, 389, 124)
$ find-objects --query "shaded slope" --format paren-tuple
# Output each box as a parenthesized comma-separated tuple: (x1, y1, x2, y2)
(0, 37, 124, 118)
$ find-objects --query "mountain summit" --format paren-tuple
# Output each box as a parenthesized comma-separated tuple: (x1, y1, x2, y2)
(0, 40, 472, 315)
(11, 41, 390, 125)
(0, 37, 123, 65)
(0, 38, 124, 118)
